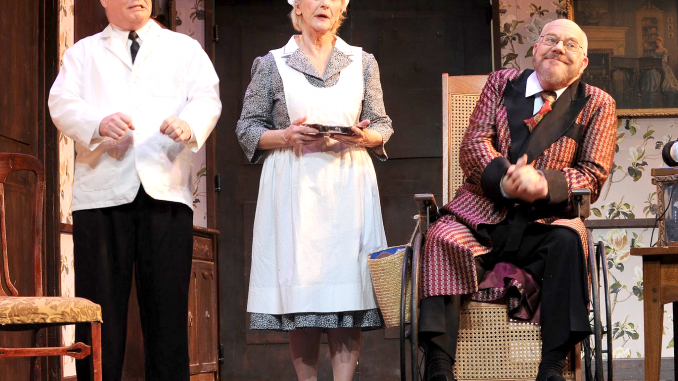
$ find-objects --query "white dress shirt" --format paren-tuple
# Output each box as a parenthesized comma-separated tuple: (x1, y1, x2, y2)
(525, 71, 567, 114)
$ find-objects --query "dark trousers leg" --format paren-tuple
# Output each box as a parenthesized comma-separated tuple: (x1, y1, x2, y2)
(419, 295, 462, 360)
(74, 203, 136, 381)
(74, 187, 193, 381)
(533, 228, 591, 353)
(135, 189, 193, 381)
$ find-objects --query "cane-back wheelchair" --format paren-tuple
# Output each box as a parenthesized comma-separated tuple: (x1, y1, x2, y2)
(397, 75, 613, 381)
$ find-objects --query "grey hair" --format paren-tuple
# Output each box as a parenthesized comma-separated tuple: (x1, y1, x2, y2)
(289, 0, 348, 34)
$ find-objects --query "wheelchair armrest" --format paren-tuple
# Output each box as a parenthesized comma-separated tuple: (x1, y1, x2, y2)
(414, 194, 440, 234)
(414, 193, 437, 205)
(572, 189, 590, 219)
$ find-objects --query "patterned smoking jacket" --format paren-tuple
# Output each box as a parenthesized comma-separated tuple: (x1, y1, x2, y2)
(421, 68, 617, 297)
(450, 69, 617, 230)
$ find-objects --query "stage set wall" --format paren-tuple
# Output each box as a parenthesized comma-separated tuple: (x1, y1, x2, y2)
(54, 0, 676, 378)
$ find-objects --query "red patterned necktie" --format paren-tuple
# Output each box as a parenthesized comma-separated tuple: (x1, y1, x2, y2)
(524, 91, 557, 132)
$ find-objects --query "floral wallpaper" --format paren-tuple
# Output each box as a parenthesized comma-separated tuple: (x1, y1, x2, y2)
(499, 0, 570, 71)
(595, 227, 674, 358)
(590, 117, 678, 358)
(176, 0, 206, 50)
(592, 118, 678, 221)
(60, 233, 76, 377)
(58, 0, 74, 226)
(500, 0, 677, 359)
(176, 0, 208, 227)
(57, 0, 77, 377)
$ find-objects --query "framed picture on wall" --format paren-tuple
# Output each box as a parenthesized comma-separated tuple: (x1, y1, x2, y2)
(574, 0, 678, 116)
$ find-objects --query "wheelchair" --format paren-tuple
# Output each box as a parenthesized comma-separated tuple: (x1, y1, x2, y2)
(398, 192, 614, 381)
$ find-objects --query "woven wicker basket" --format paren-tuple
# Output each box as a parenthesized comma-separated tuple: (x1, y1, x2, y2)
(454, 300, 574, 381)
(367, 246, 411, 328)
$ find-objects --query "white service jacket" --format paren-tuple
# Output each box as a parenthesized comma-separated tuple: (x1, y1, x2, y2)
(49, 21, 221, 211)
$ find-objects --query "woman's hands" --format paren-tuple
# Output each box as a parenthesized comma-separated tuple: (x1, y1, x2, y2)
(281, 117, 325, 146)
(257, 117, 322, 150)
(257, 118, 383, 150)
(331, 120, 382, 148)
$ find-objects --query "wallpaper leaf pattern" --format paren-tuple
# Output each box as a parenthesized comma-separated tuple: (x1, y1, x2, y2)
(176, 0, 208, 226)
(499, 0, 568, 71)
(57, 0, 76, 377)
(590, 117, 678, 358)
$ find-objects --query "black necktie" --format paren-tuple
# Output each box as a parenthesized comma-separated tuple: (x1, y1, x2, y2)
(128, 31, 139, 63)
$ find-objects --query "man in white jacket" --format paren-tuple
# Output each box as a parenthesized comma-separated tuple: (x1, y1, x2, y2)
(48, 0, 221, 380)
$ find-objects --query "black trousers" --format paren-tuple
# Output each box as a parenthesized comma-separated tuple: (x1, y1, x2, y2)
(73, 186, 193, 381)
(419, 222, 591, 360)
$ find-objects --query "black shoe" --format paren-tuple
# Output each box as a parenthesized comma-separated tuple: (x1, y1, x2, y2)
(536, 356, 567, 381)
(423, 340, 456, 381)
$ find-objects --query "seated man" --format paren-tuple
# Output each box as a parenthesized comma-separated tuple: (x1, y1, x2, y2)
(419, 19, 617, 381)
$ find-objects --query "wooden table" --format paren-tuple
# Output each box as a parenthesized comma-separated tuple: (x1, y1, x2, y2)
(630, 246, 678, 381)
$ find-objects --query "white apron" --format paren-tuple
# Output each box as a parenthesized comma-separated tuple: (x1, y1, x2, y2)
(247, 36, 388, 315)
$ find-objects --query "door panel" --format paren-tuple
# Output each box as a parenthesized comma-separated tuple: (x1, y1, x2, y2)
(0, 2, 39, 147)
(189, 267, 200, 370)
(0, 0, 54, 380)
(215, 0, 492, 379)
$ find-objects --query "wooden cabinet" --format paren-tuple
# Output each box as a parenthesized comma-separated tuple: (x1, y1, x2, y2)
(189, 227, 221, 380)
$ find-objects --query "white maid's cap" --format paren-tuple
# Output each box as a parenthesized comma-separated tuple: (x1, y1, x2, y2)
(287, 0, 349, 6)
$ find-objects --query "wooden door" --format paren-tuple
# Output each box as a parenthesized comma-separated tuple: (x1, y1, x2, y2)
(0, 1, 60, 380)
(214, 0, 493, 379)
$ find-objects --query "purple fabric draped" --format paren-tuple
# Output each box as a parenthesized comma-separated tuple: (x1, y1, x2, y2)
(471, 262, 541, 324)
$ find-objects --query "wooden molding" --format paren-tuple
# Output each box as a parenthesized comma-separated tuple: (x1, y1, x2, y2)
(617, 108, 678, 117)
(585, 218, 655, 229)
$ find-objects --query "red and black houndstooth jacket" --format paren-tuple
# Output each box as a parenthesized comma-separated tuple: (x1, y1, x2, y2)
(420, 69, 617, 298)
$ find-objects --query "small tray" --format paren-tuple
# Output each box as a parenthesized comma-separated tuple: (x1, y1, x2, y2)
(303, 124, 363, 135)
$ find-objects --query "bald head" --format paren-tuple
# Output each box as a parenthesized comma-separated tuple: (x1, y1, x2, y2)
(539, 19, 588, 56)
(532, 19, 589, 90)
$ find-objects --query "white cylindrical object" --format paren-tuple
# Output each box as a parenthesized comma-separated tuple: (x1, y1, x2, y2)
(671, 141, 678, 163)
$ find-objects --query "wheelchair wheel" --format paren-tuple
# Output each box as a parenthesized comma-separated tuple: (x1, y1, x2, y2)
(400, 231, 425, 381)
(583, 239, 614, 381)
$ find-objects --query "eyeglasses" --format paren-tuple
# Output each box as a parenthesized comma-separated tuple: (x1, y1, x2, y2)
(539, 34, 585, 55)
